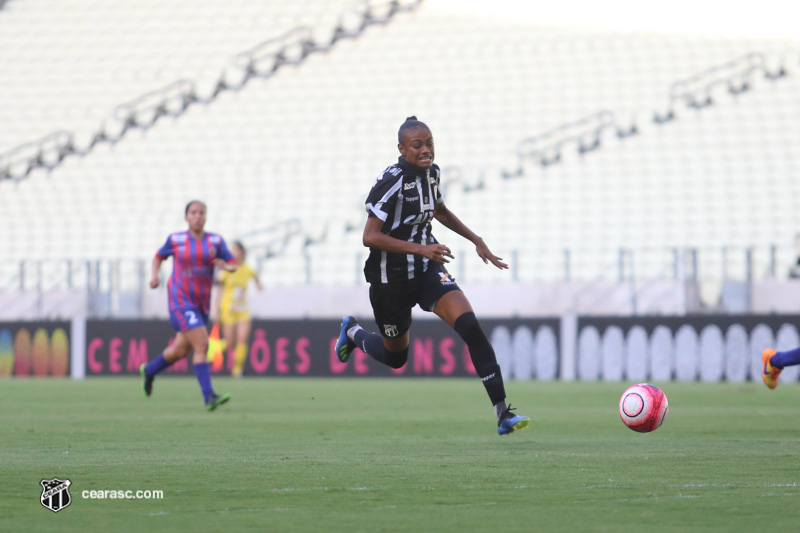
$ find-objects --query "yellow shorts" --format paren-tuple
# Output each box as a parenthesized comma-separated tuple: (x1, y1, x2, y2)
(220, 309, 251, 326)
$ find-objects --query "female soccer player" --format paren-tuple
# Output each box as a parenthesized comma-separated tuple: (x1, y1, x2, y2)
(335, 117, 530, 436)
(140, 200, 238, 411)
(216, 241, 262, 378)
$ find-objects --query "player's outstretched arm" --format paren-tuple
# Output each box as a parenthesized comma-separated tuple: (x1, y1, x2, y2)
(434, 202, 508, 270)
(150, 255, 164, 288)
(213, 258, 238, 272)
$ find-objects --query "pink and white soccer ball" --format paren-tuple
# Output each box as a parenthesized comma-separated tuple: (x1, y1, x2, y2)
(618, 383, 669, 433)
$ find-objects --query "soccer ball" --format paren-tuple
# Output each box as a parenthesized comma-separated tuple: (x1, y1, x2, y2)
(618, 383, 669, 433)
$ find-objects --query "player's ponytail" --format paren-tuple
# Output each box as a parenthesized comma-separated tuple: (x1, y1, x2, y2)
(398, 116, 428, 144)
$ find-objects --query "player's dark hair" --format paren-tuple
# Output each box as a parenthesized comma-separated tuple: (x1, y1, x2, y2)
(398, 116, 429, 144)
(233, 240, 246, 258)
(185, 200, 206, 215)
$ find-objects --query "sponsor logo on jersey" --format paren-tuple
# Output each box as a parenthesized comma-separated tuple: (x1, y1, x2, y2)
(404, 182, 416, 190)
(404, 211, 434, 225)
(438, 271, 456, 285)
(403, 195, 419, 202)
(171, 233, 188, 243)
(208, 235, 221, 244)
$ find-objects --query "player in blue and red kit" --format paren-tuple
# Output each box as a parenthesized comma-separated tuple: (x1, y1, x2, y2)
(140, 200, 238, 411)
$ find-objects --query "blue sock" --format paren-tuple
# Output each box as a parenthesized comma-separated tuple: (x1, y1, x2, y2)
(144, 353, 172, 377)
(771, 347, 800, 369)
(193, 362, 214, 403)
(354, 329, 382, 355)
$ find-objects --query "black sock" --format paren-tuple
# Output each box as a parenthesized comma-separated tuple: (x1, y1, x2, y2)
(353, 329, 408, 369)
(454, 312, 506, 405)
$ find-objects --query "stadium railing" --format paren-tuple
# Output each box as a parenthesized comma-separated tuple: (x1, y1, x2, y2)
(502, 53, 787, 179)
(0, 0, 425, 182)
(0, 244, 785, 320)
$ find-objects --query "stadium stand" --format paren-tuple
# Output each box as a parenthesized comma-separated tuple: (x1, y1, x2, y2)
(0, 0, 409, 167)
(1, 0, 799, 315)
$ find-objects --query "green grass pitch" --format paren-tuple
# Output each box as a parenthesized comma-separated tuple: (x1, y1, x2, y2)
(2, 377, 799, 532)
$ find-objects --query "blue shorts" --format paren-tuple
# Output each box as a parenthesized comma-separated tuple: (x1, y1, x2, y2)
(169, 306, 209, 332)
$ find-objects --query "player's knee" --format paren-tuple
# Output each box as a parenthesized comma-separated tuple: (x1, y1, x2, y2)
(193, 344, 209, 362)
(454, 311, 482, 342)
(165, 345, 189, 360)
(453, 311, 498, 375)
(385, 347, 409, 369)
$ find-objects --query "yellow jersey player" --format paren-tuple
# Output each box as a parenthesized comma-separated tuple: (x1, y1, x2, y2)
(216, 241, 262, 377)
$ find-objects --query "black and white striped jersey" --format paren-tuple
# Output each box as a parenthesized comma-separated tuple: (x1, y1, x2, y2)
(363, 157, 444, 284)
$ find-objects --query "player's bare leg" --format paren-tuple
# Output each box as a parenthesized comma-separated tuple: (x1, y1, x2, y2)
(140, 333, 191, 397)
(232, 319, 251, 378)
(223, 322, 236, 373)
(165, 332, 192, 362)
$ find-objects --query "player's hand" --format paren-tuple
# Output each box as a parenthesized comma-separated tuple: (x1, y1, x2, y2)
(149, 277, 160, 289)
(422, 244, 454, 264)
(213, 258, 234, 271)
(475, 239, 508, 270)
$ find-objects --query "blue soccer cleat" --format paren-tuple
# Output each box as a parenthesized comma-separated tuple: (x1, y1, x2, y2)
(497, 404, 530, 436)
(335, 316, 358, 363)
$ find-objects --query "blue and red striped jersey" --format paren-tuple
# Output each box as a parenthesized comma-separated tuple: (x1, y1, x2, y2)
(156, 231, 235, 313)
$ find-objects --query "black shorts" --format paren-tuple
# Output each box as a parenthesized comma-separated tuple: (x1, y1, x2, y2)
(368, 266, 461, 339)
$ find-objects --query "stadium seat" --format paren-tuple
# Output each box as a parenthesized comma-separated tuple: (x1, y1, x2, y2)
(1, 0, 798, 299)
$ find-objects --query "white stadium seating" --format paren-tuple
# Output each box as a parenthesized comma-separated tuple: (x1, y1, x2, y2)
(1, 0, 799, 310)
